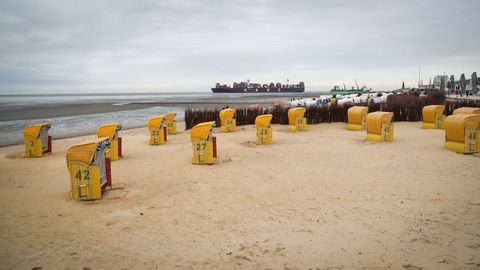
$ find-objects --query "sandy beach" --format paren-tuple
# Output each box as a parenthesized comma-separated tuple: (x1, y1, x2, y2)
(0, 121, 479, 269)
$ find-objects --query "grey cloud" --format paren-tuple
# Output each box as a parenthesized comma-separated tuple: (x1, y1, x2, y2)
(0, 0, 478, 93)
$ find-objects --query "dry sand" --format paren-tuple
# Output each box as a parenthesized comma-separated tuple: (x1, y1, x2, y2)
(0, 122, 479, 269)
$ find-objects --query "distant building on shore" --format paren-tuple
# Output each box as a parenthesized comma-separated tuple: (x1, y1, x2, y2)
(417, 72, 478, 95)
(418, 75, 447, 92)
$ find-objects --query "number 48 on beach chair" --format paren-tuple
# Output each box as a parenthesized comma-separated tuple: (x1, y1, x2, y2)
(444, 114, 480, 154)
(66, 138, 112, 201)
(24, 123, 52, 158)
(191, 121, 217, 165)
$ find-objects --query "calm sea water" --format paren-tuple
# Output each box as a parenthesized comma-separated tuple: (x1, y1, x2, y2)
(0, 92, 213, 107)
(0, 91, 328, 146)
(0, 93, 198, 146)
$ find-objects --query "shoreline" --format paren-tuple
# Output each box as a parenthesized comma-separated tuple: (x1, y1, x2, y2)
(0, 124, 152, 148)
(0, 101, 279, 122)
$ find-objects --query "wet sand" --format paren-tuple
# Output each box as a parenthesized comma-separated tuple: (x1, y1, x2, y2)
(0, 92, 324, 121)
(0, 122, 479, 269)
(0, 102, 160, 121)
(0, 101, 268, 121)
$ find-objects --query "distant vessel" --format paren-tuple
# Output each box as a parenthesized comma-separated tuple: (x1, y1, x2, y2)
(212, 80, 305, 93)
(330, 81, 371, 94)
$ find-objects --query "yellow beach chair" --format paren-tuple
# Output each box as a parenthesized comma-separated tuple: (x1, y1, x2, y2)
(452, 107, 480, 115)
(219, 108, 236, 132)
(97, 123, 122, 161)
(288, 107, 307, 132)
(444, 114, 480, 153)
(422, 105, 445, 129)
(347, 106, 368, 131)
(366, 112, 394, 142)
(66, 138, 112, 200)
(148, 115, 167, 145)
(191, 121, 217, 164)
(24, 123, 52, 158)
(164, 112, 177, 135)
(255, 114, 273, 145)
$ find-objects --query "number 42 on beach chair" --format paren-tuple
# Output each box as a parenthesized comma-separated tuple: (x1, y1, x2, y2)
(66, 138, 112, 201)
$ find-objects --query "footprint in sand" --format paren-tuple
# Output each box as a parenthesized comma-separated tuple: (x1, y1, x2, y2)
(104, 183, 130, 200)
(6, 151, 24, 159)
(240, 141, 259, 148)
(105, 189, 130, 200)
(435, 254, 457, 265)
(402, 263, 423, 269)
(231, 240, 287, 265)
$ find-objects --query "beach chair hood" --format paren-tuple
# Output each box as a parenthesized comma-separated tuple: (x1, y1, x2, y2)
(452, 107, 480, 115)
(348, 106, 368, 125)
(164, 112, 176, 123)
(148, 116, 165, 128)
(66, 138, 109, 168)
(97, 123, 122, 140)
(24, 123, 50, 138)
(191, 121, 215, 141)
(255, 114, 273, 129)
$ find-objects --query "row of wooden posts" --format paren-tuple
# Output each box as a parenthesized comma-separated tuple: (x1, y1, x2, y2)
(184, 93, 480, 129)
(23, 106, 480, 201)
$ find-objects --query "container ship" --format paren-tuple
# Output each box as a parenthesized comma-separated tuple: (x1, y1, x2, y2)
(212, 80, 305, 93)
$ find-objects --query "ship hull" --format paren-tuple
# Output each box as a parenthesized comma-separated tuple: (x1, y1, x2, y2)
(211, 87, 305, 93)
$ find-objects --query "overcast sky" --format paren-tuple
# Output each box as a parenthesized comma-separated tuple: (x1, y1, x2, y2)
(0, 0, 478, 93)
